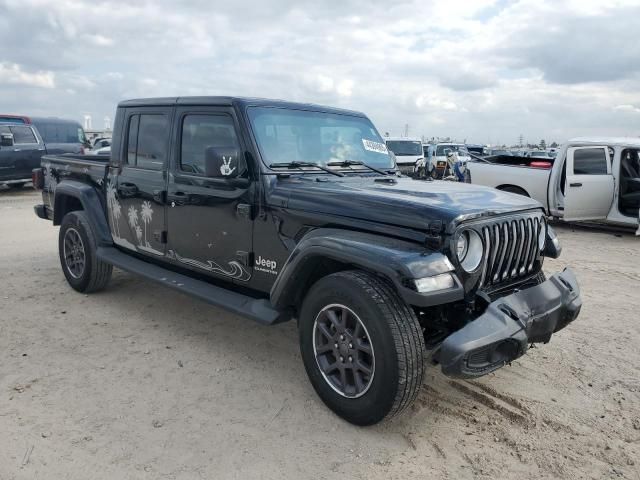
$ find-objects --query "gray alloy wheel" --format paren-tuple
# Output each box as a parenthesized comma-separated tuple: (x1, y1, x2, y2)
(63, 227, 86, 279)
(312, 303, 375, 398)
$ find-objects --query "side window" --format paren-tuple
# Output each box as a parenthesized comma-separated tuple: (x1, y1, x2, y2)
(180, 114, 244, 176)
(126, 115, 139, 165)
(136, 115, 168, 170)
(10, 126, 37, 144)
(573, 148, 608, 175)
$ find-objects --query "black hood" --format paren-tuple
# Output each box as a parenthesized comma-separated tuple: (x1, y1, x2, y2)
(271, 176, 542, 233)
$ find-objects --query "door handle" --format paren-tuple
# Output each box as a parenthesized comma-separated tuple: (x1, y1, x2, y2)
(118, 182, 138, 197)
(153, 189, 166, 204)
(169, 191, 188, 207)
(569, 182, 582, 187)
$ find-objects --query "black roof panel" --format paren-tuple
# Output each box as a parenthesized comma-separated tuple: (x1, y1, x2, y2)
(117, 96, 365, 117)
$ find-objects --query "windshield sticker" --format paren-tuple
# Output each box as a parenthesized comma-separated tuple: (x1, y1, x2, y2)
(362, 139, 388, 154)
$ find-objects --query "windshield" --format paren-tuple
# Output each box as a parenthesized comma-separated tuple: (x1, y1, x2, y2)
(436, 144, 468, 156)
(386, 140, 422, 156)
(248, 107, 394, 169)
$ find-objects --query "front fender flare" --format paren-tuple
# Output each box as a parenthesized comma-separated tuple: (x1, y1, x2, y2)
(53, 180, 112, 246)
(270, 228, 464, 309)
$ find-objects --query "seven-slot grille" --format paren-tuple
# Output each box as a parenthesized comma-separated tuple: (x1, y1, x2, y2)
(478, 214, 544, 287)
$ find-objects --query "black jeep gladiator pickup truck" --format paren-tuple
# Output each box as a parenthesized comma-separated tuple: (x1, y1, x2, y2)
(34, 97, 582, 425)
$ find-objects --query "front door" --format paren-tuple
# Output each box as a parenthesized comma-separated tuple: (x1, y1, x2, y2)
(108, 107, 171, 257)
(564, 146, 615, 221)
(166, 106, 254, 283)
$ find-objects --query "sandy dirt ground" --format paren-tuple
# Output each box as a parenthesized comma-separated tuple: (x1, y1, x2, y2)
(1, 187, 639, 480)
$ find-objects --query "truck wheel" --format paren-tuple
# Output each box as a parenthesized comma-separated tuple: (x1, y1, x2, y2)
(299, 270, 426, 425)
(59, 211, 112, 293)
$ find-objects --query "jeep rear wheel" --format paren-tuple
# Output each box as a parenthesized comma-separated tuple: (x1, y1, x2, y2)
(59, 211, 112, 293)
(299, 270, 426, 425)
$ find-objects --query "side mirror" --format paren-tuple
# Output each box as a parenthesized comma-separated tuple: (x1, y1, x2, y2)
(1, 133, 14, 147)
(204, 147, 240, 178)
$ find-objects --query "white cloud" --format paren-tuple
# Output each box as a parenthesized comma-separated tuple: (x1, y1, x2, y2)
(1, 0, 639, 143)
(0, 62, 55, 88)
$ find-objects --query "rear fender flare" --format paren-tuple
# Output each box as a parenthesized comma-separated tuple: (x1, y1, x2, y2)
(53, 180, 112, 246)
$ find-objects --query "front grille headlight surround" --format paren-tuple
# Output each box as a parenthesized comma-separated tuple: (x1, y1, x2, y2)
(538, 217, 547, 251)
(456, 229, 484, 272)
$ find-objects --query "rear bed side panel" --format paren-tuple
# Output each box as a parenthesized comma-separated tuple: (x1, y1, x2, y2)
(40, 155, 111, 244)
(469, 162, 551, 211)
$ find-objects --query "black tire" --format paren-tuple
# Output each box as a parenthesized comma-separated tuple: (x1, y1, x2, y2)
(499, 185, 530, 197)
(59, 211, 112, 293)
(9, 182, 25, 189)
(299, 270, 426, 425)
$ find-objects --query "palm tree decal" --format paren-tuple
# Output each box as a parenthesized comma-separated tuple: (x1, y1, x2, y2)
(106, 182, 121, 237)
(141, 201, 153, 247)
(112, 200, 122, 237)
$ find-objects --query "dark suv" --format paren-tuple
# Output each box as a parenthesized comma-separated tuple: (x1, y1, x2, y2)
(34, 97, 582, 425)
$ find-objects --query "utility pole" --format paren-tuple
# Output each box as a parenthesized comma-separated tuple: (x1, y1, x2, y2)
(403, 124, 409, 137)
(518, 134, 524, 148)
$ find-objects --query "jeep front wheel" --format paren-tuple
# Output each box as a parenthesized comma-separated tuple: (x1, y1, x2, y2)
(299, 270, 426, 425)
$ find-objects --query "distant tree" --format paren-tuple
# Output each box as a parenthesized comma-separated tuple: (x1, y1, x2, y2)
(550, 141, 558, 148)
(539, 139, 547, 150)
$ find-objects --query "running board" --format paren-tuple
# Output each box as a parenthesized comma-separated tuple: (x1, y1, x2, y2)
(96, 247, 286, 325)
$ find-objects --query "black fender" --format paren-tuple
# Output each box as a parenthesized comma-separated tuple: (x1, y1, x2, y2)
(53, 180, 113, 246)
(270, 228, 464, 309)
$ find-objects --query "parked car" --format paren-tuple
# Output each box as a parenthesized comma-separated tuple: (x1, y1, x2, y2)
(0, 122, 45, 187)
(525, 150, 552, 159)
(467, 137, 640, 230)
(384, 137, 424, 175)
(91, 137, 111, 149)
(465, 144, 485, 156)
(31, 117, 88, 155)
(88, 145, 111, 156)
(34, 96, 582, 425)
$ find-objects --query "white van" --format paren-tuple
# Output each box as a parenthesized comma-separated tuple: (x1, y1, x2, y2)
(385, 137, 424, 175)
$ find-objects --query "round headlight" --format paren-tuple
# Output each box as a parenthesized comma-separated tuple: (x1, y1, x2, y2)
(538, 218, 547, 251)
(457, 229, 483, 272)
(456, 232, 469, 260)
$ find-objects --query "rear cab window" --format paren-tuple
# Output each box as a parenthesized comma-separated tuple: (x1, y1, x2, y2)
(125, 114, 168, 170)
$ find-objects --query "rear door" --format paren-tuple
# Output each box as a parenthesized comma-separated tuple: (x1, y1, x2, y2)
(564, 146, 614, 220)
(108, 107, 172, 257)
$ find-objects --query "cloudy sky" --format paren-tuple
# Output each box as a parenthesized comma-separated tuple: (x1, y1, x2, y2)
(1, 0, 639, 145)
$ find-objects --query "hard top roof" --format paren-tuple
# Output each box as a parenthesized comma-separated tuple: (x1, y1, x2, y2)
(117, 96, 366, 117)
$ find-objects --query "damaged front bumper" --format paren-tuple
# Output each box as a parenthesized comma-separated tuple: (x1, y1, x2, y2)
(438, 268, 582, 378)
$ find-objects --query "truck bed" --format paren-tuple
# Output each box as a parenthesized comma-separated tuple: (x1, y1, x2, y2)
(467, 157, 551, 211)
(40, 154, 110, 213)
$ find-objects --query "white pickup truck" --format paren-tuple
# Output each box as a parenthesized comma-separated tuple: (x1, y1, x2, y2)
(467, 137, 640, 230)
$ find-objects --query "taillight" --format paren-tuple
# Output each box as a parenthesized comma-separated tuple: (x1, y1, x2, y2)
(32, 168, 45, 190)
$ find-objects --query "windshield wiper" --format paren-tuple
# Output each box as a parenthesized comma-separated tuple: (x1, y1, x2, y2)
(269, 161, 344, 177)
(326, 160, 392, 176)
